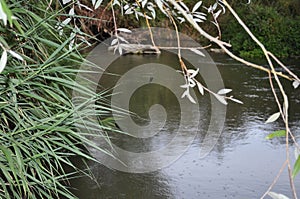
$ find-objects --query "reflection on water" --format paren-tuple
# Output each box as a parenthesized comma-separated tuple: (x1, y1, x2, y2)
(71, 53, 300, 199)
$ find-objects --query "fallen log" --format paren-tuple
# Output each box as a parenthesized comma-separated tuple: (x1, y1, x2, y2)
(108, 43, 161, 55)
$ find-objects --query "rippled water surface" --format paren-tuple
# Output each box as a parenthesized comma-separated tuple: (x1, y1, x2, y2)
(71, 52, 300, 199)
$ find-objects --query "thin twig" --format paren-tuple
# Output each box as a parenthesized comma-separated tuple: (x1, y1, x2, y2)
(221, 0, 297, 198)
(167, 10, 187, 73)
(135, 0, 157, 47)
(47, 0, 53, 11)
(110, 2, 118, 36)
(210, 10, 222, 39)
(260, 160, 288, 199)
(144, 15, 156, 47)
(268, 52, 300, 82)
(158, 46, 210, 50)
(167, 0, 292, 81)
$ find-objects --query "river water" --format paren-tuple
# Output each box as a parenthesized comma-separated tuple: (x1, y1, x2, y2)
(71, 52, 300, 199)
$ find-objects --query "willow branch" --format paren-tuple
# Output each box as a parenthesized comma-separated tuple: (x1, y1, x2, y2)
(221, 0, 297, 197)
(166, 0, 297, 196)
(135, 0, 157, 47)
(111, 1, 118, 36)
(167, 0, 292, 81)
(260, 160, 288, 199)
(268, 52, 300, 82)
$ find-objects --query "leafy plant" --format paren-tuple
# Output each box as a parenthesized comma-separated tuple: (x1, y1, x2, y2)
(222, 3, 300, 58)
(1, 0, 300, 198)
(0, 0, 112, 198)
(59, 1, 300, 198)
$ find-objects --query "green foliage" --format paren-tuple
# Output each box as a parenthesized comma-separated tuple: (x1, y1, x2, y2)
(146, 0, 300, 58)
(265, 130, 286, 140)
(229, 0, 300, 17)
(222, 3, 300, 58)
(293, 155, 300, 179)
(0, 0, 298, 197)
(0, 1, 111, 198)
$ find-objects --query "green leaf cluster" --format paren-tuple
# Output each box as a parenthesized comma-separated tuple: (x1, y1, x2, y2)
(0, 1, 111, 198)
(222, 3, 300, 58)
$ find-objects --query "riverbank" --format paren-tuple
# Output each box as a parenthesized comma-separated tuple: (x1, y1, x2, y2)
(180, 1, 300, 58)
(75, 1, 300, 59)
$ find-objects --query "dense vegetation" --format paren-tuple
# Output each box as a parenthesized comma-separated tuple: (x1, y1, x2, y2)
(0, 0, 299, 198)
(0, 1, 109, 198)
(221, 0, 300, 58)
(100, 0, 300, 58)
(178, 0, 300, 58)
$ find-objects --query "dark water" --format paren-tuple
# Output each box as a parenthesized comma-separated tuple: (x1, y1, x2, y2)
(71, 52, 300, 199)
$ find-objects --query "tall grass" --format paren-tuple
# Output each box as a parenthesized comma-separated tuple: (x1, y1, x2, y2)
(0, 1, 111, 198)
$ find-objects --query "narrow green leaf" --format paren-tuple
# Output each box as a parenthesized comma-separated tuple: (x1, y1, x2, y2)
(0, 1, 7, 26)
(0, 1, 13, 26)
(0, 145, 21, 191)
(12, 145, 28, 195)
(12, 19, 24, 34)
(292, 155, 300, 178)
(265, 130, 286, 140)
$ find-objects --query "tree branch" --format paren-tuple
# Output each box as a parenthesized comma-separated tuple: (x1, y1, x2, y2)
(167, 0, 293, 81)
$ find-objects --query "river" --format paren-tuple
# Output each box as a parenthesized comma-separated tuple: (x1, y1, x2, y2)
(71, 51, 300, 199)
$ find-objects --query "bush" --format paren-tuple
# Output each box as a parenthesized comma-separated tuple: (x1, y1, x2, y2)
(0, 1, 110, 198)
(222, 3, 300, 58)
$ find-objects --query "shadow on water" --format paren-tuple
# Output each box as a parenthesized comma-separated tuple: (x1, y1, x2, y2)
(71, 162, 175, 199)
(70, 52, 300, 199)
